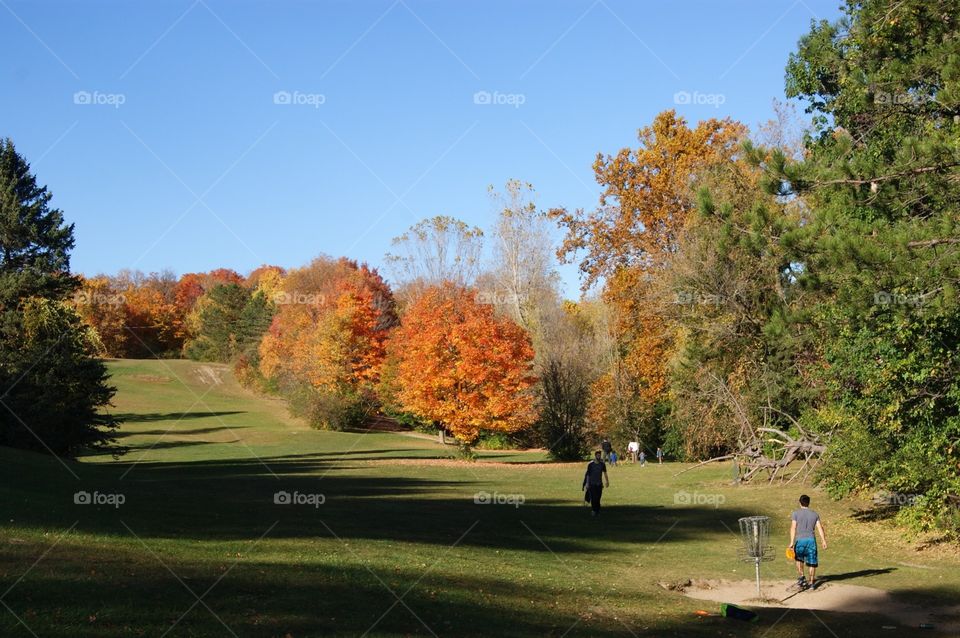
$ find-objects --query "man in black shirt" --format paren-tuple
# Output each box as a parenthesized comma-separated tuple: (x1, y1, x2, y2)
(582, 450, 610, 516)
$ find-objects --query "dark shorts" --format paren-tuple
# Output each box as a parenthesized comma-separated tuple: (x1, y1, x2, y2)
(794, 538, 818, 567)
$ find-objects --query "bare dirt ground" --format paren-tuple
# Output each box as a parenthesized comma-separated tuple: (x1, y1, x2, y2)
(676, 578, 960, 633)
(194, 365, 225, 385)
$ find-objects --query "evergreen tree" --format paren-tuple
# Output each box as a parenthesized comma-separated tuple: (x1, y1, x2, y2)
(777, 0, 960, 533)
(0, 138, 78, 303)
(184, 283, 252, 362)
(0, 138, 118, 456)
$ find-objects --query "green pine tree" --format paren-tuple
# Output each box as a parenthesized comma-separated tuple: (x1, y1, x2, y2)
(0, 138, 118, 456)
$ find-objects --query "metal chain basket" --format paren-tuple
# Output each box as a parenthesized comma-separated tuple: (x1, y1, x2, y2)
(737, 516, 773, 597)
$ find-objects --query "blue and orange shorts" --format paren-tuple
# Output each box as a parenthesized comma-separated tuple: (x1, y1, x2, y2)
(794, 538, 818, 567)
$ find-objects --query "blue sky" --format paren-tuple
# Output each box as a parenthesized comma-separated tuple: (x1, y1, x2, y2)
(2, 0, 839, 297)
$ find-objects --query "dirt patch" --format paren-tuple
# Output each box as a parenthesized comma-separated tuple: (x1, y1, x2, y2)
(194, 366, 224, 386)
(680, 578, 960, 632)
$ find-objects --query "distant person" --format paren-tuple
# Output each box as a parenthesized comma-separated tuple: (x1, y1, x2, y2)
(638, 450, 646, 466)
(601, 438, 612, 462)
(627, 441, 639, 463)
(656, 447, 664, 465)
(582, 450, 609, 516)
(788, 494, 828, 590)
(609, 450, 618, 466)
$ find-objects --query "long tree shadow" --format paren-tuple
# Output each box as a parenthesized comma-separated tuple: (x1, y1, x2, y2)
(113, 425, 250, 439)
(110, 411, 247, 423)
(819, 568, 896, 584)
(2, 452, 761, 554)
(0, 536, 945, 638)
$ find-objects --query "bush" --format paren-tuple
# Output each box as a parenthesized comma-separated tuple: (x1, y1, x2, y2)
(475, 431, 514, 450)
(288, 385, 369, 431)
(0, 299, 119, 456)
(536, 358, 592, 461)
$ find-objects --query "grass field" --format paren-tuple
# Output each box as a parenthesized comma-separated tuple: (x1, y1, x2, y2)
(1, 359, 958, 637)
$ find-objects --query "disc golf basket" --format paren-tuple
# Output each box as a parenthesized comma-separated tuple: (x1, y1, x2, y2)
(737, 516, 773, 597)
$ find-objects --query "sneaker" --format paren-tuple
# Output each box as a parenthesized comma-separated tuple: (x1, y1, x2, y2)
(809, 580, 820, 590)
(796, 576, 807, 589)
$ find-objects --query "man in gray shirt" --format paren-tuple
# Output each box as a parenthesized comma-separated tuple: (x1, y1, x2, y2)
(788, 494, 828, 590)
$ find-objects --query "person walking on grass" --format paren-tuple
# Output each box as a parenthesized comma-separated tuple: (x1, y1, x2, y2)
(656, 447, 664, 465)
(601, 438, 612, 462)
(788, 494, 828, 590)
(582, 451, 609, 516)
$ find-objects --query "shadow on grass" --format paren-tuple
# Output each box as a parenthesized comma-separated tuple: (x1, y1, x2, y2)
(0, 538, 945, 638)
(114, 425, 250, 439)
(111, 411, 246, 424)
(819, 568, 896, 584)
(2, 452, 760, 553)
(851, 505, 900, 522)
(1, 449, 955, 637)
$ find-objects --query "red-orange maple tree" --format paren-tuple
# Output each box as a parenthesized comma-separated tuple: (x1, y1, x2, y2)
(258, 258, 396, 395)
(387, 284, 537, 445)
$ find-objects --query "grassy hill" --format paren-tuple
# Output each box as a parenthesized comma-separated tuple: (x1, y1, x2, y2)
(1, 359, 957, 637)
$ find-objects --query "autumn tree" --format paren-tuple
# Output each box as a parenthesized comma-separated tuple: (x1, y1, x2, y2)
(258, 257, 397, 429)
(245, 265, 285, 299)
(552, 111, 747, 445)
(113, 269, 181, 357)
(485, 180, 559, 336)
(662, 147, 813, 459)
(385, 216, 484, 307)
(72, 275, 128, 356)
(535, 300, 606, 460)
(386, 284, 536, 452)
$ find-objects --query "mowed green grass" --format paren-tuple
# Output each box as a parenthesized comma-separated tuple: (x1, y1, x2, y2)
(1, 359, 957, 637)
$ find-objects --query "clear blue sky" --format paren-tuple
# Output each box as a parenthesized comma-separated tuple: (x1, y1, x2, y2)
(2, 0, 839, 297)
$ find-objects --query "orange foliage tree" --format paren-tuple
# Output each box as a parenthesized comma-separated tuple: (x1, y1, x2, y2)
(386, 284, 537, 447)
(72, 275, 128, 356)
(258, 257, 397, 429)
(553, 111, 746, 441)
(114, 270, 181, 357)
